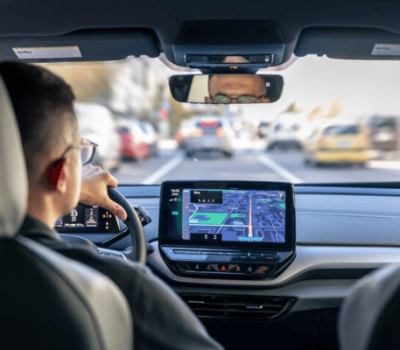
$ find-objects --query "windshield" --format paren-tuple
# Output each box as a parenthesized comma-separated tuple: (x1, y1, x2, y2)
(41, 56, 400, 185)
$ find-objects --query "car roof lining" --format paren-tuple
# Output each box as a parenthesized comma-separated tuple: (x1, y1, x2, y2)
(2, 0, 400, 65)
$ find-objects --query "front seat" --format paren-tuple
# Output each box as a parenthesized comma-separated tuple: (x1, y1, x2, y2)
(0, 75, 133, 349)
(339, 263, 400, 350)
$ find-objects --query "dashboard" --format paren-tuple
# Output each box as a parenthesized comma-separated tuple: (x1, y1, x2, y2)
(55, 203, 120, 233)
(58, 183, 400, 289)
(58, 182, 400, 349)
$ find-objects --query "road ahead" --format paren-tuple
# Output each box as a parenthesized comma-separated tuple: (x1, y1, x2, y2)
(114, 148, 400, 185)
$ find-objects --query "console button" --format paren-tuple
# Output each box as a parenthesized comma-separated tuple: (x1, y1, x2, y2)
(205, 264, 217, 272)
(188, 263, 203, 271)
(175, 262, 189, 272)
(174, 250, 189, 254)
(201, 251, 218, 255)
(245, 266, 256, 274)
(219, 264, 228, 272)
(254, 266, 269, 275)
(229, 264, 242, 273)
(186, 250, 201, 255)
(261, 253, 278, 260)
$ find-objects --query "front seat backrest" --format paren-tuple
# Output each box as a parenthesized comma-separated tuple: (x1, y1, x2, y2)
(339, 263, 400, 350)
(0, 75, 133, 350)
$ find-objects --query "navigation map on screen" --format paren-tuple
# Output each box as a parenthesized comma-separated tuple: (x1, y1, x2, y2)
(181, 189, 286, 243)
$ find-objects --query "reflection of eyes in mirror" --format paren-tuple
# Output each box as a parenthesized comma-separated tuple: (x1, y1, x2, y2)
(211, 94, 267, 104)
(169, 74, 284, 104)
(205, 74, 270, 104)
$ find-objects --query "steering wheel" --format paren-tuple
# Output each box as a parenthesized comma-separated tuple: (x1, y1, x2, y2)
(60, 188, 147, 264)
(107, 188, 147, 264)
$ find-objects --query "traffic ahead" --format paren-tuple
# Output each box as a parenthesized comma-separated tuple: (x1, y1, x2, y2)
(114, 147, 400, 185)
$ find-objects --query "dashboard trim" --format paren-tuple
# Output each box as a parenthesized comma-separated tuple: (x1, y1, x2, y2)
(148, 241, 400, 287)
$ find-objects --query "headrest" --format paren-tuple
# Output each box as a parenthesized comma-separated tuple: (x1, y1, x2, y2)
(0, 76, 28, 237)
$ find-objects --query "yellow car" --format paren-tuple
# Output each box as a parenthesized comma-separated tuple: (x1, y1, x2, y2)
(304, 122, 370, 167)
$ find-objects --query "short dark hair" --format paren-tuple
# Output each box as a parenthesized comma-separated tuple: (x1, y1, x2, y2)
(0, 62, 76, 184)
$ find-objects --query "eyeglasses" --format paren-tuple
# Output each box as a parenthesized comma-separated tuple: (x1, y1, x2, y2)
(211, 94, 267, 104)
(57, 139, 98, 165)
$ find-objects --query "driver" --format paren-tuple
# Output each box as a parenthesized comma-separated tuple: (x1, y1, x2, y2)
(0, 61, 223, 350)
(205, 56, 270, 104)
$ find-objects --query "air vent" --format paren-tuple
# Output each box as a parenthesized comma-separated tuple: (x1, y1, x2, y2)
(180, 294, 295, 320)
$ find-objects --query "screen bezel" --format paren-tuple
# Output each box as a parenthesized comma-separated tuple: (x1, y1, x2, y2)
(159, 180, 295, 251)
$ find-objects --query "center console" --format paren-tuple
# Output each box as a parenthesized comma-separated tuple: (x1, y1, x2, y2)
(159, 181, 296, 279)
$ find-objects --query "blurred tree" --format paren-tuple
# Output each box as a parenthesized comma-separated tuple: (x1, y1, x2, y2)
(280, 101, 301, 115)
(41, 62, 112, 103)
(168, 96, 194, 136)
(307, 105, 323, 121)
(324, 98, 343, 119)
(152, 83, 166, 111)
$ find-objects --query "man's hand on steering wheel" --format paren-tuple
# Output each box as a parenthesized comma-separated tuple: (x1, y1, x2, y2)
(80, 164, 128, 221)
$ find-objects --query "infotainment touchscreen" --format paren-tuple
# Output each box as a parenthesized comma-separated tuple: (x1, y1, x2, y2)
(184, 189, 285, 243)
(159, 181, 295, 249)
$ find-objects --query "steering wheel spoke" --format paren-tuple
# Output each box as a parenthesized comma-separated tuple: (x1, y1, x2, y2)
(107, 188, 147, 264)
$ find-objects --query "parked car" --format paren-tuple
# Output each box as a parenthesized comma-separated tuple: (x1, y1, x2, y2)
(256, 121, 272, 139)
(74, 103, 121, 171)
(367, 115, 399, 153)
(267, 113, 308, 151)
(174, 119, 194, 149)
(303, 120, 370, 167)
(183, 116, 234, 157)
(117, 119, 150, 160)
(140, 122, 159, 157)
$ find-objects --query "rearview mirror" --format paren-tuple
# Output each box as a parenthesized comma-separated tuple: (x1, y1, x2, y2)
(169, 74, 283, 104)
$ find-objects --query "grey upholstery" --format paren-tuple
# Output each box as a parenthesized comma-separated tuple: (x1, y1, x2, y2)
(0, 76, 27, 237)
(339, 263, 400, 350)
(0, 76, 133, 349)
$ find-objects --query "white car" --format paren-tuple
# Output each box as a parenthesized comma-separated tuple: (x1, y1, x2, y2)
(183, 116, 234, 157)
(267, 113, 309, 151)
(74, 103, 121, 171)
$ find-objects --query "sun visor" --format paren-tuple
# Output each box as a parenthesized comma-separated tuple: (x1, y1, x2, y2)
(0, 29, 160, 63)
(295, 27, 400, 60)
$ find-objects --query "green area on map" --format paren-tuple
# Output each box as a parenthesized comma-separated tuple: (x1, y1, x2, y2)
(190, 213, 228, 225)
(279, 204, 286, 209)
(230, 213, 246, 218)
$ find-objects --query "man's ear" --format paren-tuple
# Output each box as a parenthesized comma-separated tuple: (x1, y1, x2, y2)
(47, 159, 66, 190)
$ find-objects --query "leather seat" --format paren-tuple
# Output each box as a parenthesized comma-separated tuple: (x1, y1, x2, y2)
(0, 75, 133, 350)
(339, 263, 400, 350)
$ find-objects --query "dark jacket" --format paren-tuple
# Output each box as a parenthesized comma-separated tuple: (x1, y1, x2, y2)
(19, 215, 223, 350)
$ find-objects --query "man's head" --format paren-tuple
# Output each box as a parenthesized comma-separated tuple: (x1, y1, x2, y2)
(0, 62, 82, 219)
(205, 56, 271, 104)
